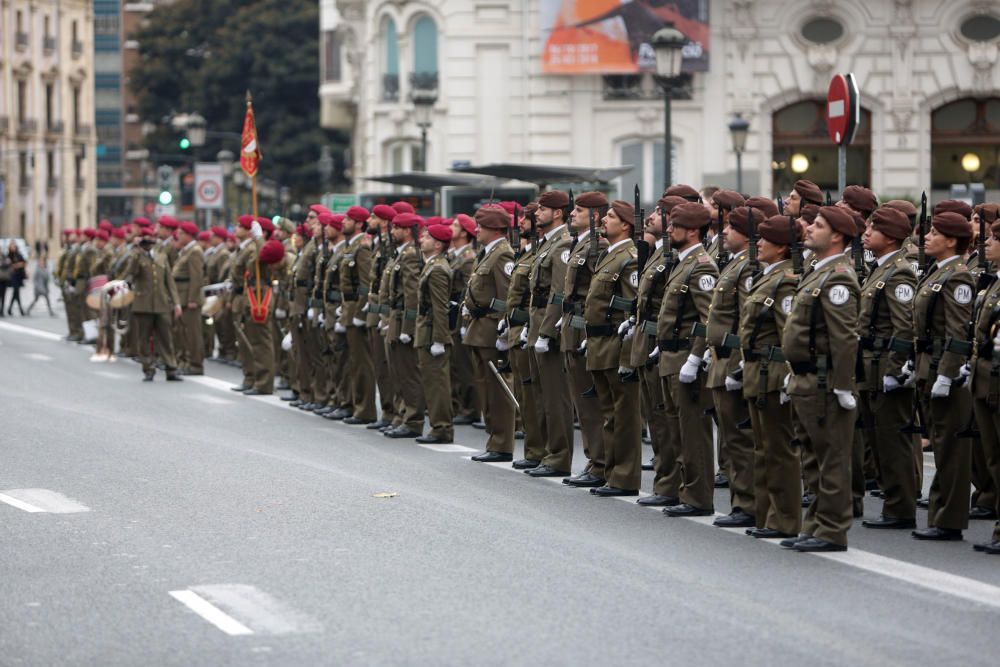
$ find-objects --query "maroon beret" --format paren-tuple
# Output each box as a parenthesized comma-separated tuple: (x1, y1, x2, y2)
(197, 231, 211, 242)
(112, 227, 127, 239)
(538, 190, 570, 209)
(309, 204, 331, 216)
(712, 189, 745, 211)
(258, 239, 286, 265)
(83, 228, 97, 239)
(497, 202, 518, 216)
(237, 215, 255, 230)
(372, 204, 396, 221)
(392, 201, 415, 214)
(455, 214, 477, 237)
(610, 200, 635, 224)
(392, 212, 421, 228)
(670, 202, 710, 230)
(179, 221, 199, 237)
(425, 216, 445, 227)
(665, 184, 701, 201)
(318, 212, 342, 230)
(158, 215, 179, 229)
(841, 185, 878, 217)
(743, 197, 778, 218)
(931, 212, 972, 239)
(133, 217, 151, 226)
(427, 224, 453, 243)
(728, 206, 765, 237)
(657, 195, 689, 214)
(974, 203, 1000, 224)
(99, 219, 114, 232)
(870, 206, 910, 241)
(95, 230, 110, 242)
(474, 205, 510, 230)
(818, 206, 857, 238)
(798, 204, 820, 225)
(793, 179, 824, 206)
(346, 206, 370, 223)
(934, 199, 973, 221)
(884, 199, 918, 224)
(211, 226, 229, 239)
(759, 215, 799, 246)
(575, 191, 609, 208)
(256, 217, 274, 233)
(523, 202, 539, 217)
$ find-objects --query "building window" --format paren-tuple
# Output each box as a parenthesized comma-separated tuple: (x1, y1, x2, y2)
(387, 141, 421, 174)
(603, 75, 642, 100)
(800, 17, 845, 45)
(47, 150, 56, 189)
(73, 86, 81, 132)
(413, 16, 438, 75)
(618, 140, 673, 200)
(323, 30, 342, 82)
(17, 80, 27, 124)
(19, 152, 30, 189)
(381, 18, 399, 101)
(960, 14, 1000, 42)
(931, 97, 1000, 190)
(45, 84, 54, 129)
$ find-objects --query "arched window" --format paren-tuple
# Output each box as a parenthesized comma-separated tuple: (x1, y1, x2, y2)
(413, 16, 438, 75)
(931, 97, 1000, 191)
(381, 18, 399, 101)
(618, 139, 676, 200)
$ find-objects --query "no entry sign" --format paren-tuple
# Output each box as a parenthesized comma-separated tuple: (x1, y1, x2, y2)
(826, 73, 860, 146)
(195, 163, 224, 210)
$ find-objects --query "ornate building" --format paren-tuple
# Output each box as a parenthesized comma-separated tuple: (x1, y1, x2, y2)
(320, 0, 1000, 204)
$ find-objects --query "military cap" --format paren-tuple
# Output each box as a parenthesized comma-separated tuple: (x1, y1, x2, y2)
(575, 191, 609, 208)
(610, 199, 635, 224)
(841, 185, 878, 217)
(497, 201, 518, 216)
(392, 212, 421, 228)
(346, 206, 370, 223)
(372, 204, 397, 221)
(975, 203, 1000, 223)
(95, 230, 110, 242)
(670, 202, 711, 229)
(179, 221, 199, 237)
(665, 184, 701, 201)
(870, 206, 910, 241)
(884, 199, 918, 225)
(712, 189, 745, 211)
(309, 204, 331, 215)
(318, 212, 343, 230)
(211, 226, 229, 239)
(427, 224, 453, 243)
(133, 217, 151, 226)
(256, 217, 275, 234)
(538, 190, 570, 209)
(657, 195, 689, 214)
(818, 205, 857, 238)
(792, 179, 824, 205)
(934, 199, 973, 220)
(744, 196, 780, 218)
(83, 228, 97, 239)
(158, 215, 179, 229)
(759, 215, 798, 246)
(259, 239, 286, 265)
(931, 212, 973, 239)
(848, 208, 867, 236)
(275, 217, 296, 234)
(799, 204, 820, 225)
(728, 206, 765, 237)
(391, 201, 415, 214)
(98, 219, 114, 232)
(523, 202, 539, 217)
(197, 231, 211, 242)
(455, 214, 477, 237)
(474, 205, 510, 230)
(112, 227, 127, 239)
(237, 215, 255, 230)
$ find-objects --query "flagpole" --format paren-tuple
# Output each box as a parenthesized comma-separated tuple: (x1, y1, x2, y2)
(245, 90, 263, 311)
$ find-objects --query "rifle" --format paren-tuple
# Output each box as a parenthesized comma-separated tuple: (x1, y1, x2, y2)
(825, 191, 833, 206)
(789, 213, 802, 275)
(510, 204, 521, 254)
(634, 184, 649, 275)
(528, 206, 537, 241)
(853, 230, 866, 279)
(588, 208, 599, 266)
(976, 209, 995, 290)
(777, 193, 785, 215)
(747, 203, 759, 275)
(917, 191, 927, 277)
(715, 205, 729, 272)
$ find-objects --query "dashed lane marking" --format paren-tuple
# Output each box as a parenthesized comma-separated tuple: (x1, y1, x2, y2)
(23, 352, 52, 361)
(171, 584, 321, 636)
(418, 444, 477, 453)
(169, 590, 253, 636)
(0, 321, 65, 341)
(0, 489, 90, 513)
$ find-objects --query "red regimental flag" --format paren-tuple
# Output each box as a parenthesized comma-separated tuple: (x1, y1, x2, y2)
(240, 99, 261, 178)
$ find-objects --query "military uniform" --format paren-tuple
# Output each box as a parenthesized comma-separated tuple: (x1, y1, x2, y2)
(290, 237, 318, 404)
(505, 242, 546, 465)
(387, 240, 426, 434)
(122, 244, 181, 377)
(233, 236, 273, 393)
(970, 267, 1000, 548)
(308, 238, 334, 408)
(416, 252, 455, 440)
(321, 238, 350, 413)
(449, 243, 480, 422)
(212, 245, 239, 361)
(367, 236, 398, 427)
(339, 233, 377, 422)
(172, 240, 206, 374)
(62, 241, 84, 339)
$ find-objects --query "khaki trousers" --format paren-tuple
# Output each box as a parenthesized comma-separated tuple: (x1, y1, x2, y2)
(180, 308, 204, 373)
(511, 345, 546, 462)
(244, 315, 274, 393)
(371, 327, 396, 422)
(664, 372, 715, 510)
(347, 324, 376, 420)
(234, 309, 256, 386)
(593, 368, 641, 490)
(390, 340, 425, 432)
(565, 351, 605, 477)
(973, 397, 1000, 543)
(642, 364, 680, 498)
(792, 391, 855, 546)
(972, 433, 998, 512)
(749, 396, 801, 535)
(713, 387, 754, 516)
(469, 345, 515, 453)
(923, 386, 972, 531)
(134, 312, 178, 374)
(419, 346, 453, 439)
(533, 347, 573, 471)
(292, 316, 315, 401)
(451, 331, 480, 419)
(859, 387, 918, 519)
(215, 309, 238, 360)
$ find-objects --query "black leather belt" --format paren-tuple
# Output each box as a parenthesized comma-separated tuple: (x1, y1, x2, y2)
(509, 308, 529, 325)
(789, 360, 817, 375)
(657, 338, 691, 352)
(295, 279, 309, 287)
(586, 324, 615, 337)
(174, 277, 190, 283)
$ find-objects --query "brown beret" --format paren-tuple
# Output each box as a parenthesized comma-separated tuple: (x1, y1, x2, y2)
(931, 212, 973, 239)
(992, 220, 1000, 238)
(657, 195, 689, 214)
(870, 206, 910, 241)
(576, 191, 609, 208)
(841, 185, 878, 217)
(818, 206, 857, 238)
(728, 206, 764, 237)
(665, 184, 701, 202)
(793, 179, 824, 205)
(744, 196, 779, 218)
(609, 200, 635, 225)
(712, 189, 745, 211)
(849, 208, 867, 236)
(538, 190, 570, 209)
(475, 205, 510, 230)
(799, 204, 820, 225)
(975, 203, 1000, 223)
(884, 199, 918, 224)
(670, 202, 710, 230)
(759, 215, 799, 246)
(934, 199, 973, 221)
(522, 202, 539, 217)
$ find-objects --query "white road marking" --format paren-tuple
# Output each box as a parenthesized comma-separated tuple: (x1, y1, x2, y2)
(94, 370, 122, 380)
(169, 590, 254, 636)
(0, 321, 64, 341)
(24, 352, 52, 361)
(418, 443, 477, 453)
(189, 392, 234, 406)
(180, 584, 321, 635)
(0, 489, 90, 513)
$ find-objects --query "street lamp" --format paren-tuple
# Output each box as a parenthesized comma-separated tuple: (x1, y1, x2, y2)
(652, 24, 687, 189)
(186, 112, 207, 148)
(217, 149, 234, 224)
(728, 114, 749, 193)
(410, 73, 438, 172)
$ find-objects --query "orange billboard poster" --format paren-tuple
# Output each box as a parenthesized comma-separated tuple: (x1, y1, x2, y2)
(541, 0, 710, 75)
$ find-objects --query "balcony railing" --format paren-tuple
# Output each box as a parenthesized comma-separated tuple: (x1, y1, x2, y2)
(75, 177, 85, 191)
(16, 32, 28, 50)
(409, 71, 439, 93)
(17, 119, 38, 135)
(382, 74, 399, 102)
(44, 36, 56, 52)
(74, 123, 92, 137)
(72, 40, 83, 58)
(47, 176, 58, 190)
(0, 117, 9, 134)
(47, 120, 64, 135)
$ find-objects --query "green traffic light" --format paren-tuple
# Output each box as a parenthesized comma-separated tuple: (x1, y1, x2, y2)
(179, 137, 191, 150)
(158, 191, 173, 205)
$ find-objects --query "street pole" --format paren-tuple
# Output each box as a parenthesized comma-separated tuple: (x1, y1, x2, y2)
(837, 144, 847, 194)
(736, 151, 743, 194)
(663, 90, 672, 189)
(420, 125, 428, 172)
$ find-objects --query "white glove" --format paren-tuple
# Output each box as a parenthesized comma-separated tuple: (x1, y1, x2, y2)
(461, 304, 470, 318)
(900, 359, 917, 388)
(361, 302, 369, 313)
(931, 374, 951, 398)
(648, 345, 660, 363)
(250, 221, 263, 239)
(834, 389, 857, 410)
(882, 375, 901, 392)
(497, 319, 508, 336)
(460, 326, 467, 340)
(555, 316, 563, 332)
(399, 333, 412, 345)
(275, 308, 287, 320)
(307, 307, 315, 320)
(780, 389, 790, 405)
(334, 322, 347, 334)
(335, 306, 343, 317)
(702, 348, 712, 370)
(959, 362, 971, 381)
(496, 337, 510, 352)
(378, 321, 387, 333)
(725, 375, 743, 392)
(281, 332, 293, 351)
(353, 317, 366, 327)
(994, 331, 1000, 349)
(534, 336, 550, 353)
(518, 327, 528, 346)
(679, 353, 701, 384)
(577, 338, 587, 356)
(430, 342, 446, 357)
(318, 312, 325, 326)
(617, 318, 633, 337)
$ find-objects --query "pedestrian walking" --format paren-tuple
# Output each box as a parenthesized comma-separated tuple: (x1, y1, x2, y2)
(6, 241, 27, 316)
(26, 254, 55, 316)
(0, 247, 10, 316)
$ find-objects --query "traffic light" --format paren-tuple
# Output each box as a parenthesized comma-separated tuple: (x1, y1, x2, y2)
(158, 190, 173, 205)
(179, 137, 191, 150)
(157, 165, 174, 207)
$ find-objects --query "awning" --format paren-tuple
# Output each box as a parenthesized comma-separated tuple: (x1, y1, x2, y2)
(450, 163, 632, 186)
(364, 172, 495, 189)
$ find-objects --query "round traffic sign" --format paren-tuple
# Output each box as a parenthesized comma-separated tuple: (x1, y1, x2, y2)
(197, 179, 221, 204)
(826, 74, 850, 145)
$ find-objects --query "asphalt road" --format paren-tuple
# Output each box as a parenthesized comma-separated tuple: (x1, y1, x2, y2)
(1, 306, 999, 666)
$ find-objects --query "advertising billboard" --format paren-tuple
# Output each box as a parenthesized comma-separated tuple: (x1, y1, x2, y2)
(541, 0, 710, 75)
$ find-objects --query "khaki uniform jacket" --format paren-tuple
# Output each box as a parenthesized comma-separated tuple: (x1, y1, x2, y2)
(376, 246, 397, 329)
(781, 253, 860, 395)
(528, 227, 572, 345)
(290, 238, 317, 317)
(737, 260, 798, 398)
(111, 243, 132, 279)
(705, 250, 754, 388)
(339, 234, 373, 326)
(321, 240, 347, 330)
(157, 239, 178, 269)
(561, 231, 609, 352)
(970, 274, 1000, 401)
(913, 257, 975, 382)
(230, 239, 261, 315)
(463, 238, 513, 348)
(416, 253, 453, 348)
(505, 244, 537, 344)
(203, 246, 223, 285)
(387, 243, 422, 341)
(122, 246, 180, 314)
(584, 239, 638, 371)
(857, 250, 916, 390)
(449, 244, 476, 334)
(73, 243, 95, 291)
(89, 246, 113, 277)
(365, 238, 390, 327)
(55, 247, 72, 285)
(172, 243, 205, 307)
(628, 243, 672, 368)
(271, 253, 295, 318)
(656, 244, 718, 375)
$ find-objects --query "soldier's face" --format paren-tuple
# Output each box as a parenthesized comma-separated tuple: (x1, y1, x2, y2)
(420, 234, 436, 254)
(863, 223, 891, 256)
(784, 191, 801, 216)
(157, 226, 171, 239)
(343, 219, 356, 236)
(601, 209, 627, 240)
(391, 226, 406, 243)
(757, 238, 784, 264)
(643, 212, 658, 235)
(665, 222, 692, 249)
(987, 231, 1000, 263)
(724, 225, 747, 253)
(570, 205, 589, 232)
(536, 206, 554, 226)
(805, 216, 833, 253)
(925, 227, 956, 258)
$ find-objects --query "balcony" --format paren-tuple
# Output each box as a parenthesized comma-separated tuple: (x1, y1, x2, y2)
(75, 177, 85, 191)
(16, 31, 28, 50)
(17, 119, 38, 136)
(47, 176, 58, 191)
(382, 74, 399, 102)
(0, 117, 9, 134)
(74, 123, 92, 138)
(602, 75, 643, 101)
(72, 40, 83, 58)
(44, 36, 56, 53)
(47, 120, 64, 136)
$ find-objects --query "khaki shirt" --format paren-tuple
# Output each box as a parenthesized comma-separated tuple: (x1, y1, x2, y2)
(737, 260, 797, 398)
(913, 257, 975, 382)
(172, 243, 205, 307)
(628, 243, 672, 368)
(290, 238, 317, 317)
(230, 239, 261, 315)
(339, 234, 373, 325)
(656, 244, 718, 376)
(416, 253, 453, 347)
(561, 231, 608, 352)
(122, 246, 180, 314)
(528, 227, 572, 345)
(970, 275, 1000, 401)
(857, 250, 916, 390)
(583, 239, 637, 371)
(504, 244, 537, 344)
(705, 250, 754, 388)
(321, 240, 347, 330)
(463, 238, 513, 348)
(387, 243, 423, 341)
(449, 244, 476, 334)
